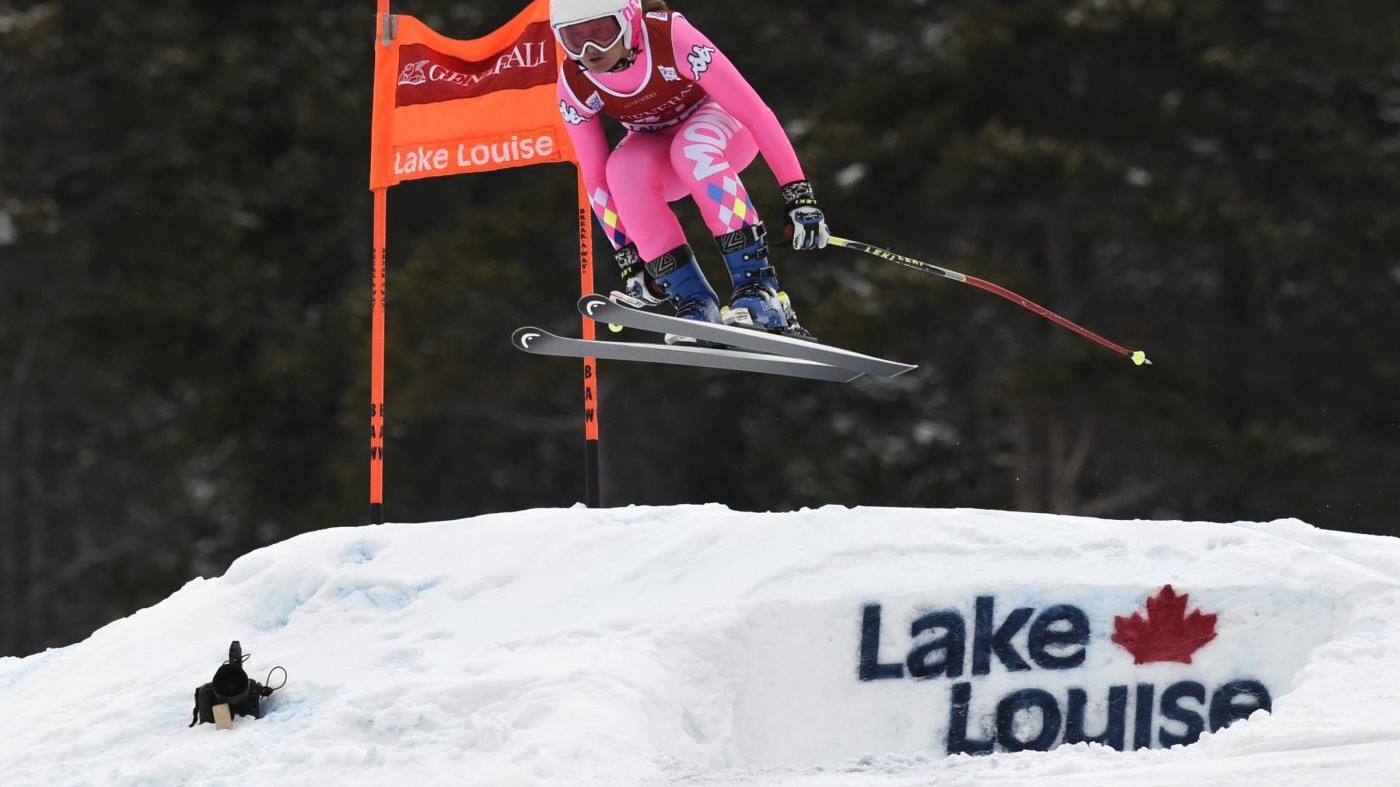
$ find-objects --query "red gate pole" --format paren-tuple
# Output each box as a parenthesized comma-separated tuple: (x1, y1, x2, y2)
(369, 0, 393, 525)
(369, 187, 387, 524)
(577, 170, 601, 507)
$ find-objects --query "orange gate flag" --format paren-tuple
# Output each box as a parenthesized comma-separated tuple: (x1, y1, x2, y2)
(364, 0, 597, 524)
(370, 0, 577, 188)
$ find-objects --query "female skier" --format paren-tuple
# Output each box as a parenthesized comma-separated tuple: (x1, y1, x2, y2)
(550, 0, 830, 342)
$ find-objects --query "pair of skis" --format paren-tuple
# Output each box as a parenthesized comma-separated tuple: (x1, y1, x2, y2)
(512, 294, 916, 383)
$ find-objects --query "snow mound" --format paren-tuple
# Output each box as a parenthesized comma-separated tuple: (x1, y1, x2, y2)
(4, 505, 1400, 786)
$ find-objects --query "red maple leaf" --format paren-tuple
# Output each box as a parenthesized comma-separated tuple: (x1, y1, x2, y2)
(1112, 585, 1218, 665)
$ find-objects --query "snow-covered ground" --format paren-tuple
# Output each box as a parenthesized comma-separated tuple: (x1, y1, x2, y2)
(4, 505, 1400, 786)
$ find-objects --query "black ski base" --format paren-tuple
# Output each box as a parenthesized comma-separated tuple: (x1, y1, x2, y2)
(511, 327, 863, 382)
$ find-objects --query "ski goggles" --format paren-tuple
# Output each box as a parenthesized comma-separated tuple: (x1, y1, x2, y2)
(554, 14, 626, 58)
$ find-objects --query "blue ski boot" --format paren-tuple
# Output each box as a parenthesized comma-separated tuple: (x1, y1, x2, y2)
(644, 243, 721, 345)
(715, 222, 814, 340)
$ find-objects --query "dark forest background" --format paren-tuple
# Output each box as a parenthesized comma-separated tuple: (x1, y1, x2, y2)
(3, 0, 1398, 657)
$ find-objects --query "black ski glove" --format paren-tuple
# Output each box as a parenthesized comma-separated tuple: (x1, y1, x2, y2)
(615, 243, 664, 305)
(780, 180, 830, 251)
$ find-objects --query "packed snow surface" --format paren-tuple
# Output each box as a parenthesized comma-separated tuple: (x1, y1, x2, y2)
(4, 505, 1400, 786)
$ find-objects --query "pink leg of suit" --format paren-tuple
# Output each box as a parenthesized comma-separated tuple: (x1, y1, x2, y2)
(605, 103, 761, 263)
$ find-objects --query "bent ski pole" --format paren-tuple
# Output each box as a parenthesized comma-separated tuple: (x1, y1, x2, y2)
(828, 236, 1152, 366)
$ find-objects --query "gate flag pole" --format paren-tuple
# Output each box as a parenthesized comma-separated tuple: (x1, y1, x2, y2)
(370, 187, 387, 524)
(578, 169, 600, 507)
(369, 0, 393, 525)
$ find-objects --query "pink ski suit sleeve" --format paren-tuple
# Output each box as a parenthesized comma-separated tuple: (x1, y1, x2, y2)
(670, 14, 806, 188)
(558, 79, 634, 250)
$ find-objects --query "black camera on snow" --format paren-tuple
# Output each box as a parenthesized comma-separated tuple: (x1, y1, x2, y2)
(189, 640, 286, 728)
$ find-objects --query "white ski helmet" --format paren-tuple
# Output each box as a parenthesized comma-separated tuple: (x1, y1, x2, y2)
(550, 0, 643, 59)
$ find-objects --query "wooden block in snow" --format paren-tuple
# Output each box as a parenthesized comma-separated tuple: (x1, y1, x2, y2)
(212, 703, 233, 730)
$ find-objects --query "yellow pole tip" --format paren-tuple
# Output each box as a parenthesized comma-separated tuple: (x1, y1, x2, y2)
(1131, 350, 1150, 366)
(608, 323, 623, 334)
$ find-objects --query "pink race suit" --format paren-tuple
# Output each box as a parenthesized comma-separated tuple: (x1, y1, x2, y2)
(557, 11, 806, 262)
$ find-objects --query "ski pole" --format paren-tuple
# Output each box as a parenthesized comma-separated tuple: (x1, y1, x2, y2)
(827, 236, 1151, 366)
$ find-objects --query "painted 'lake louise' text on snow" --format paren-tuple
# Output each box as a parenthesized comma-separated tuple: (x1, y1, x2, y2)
(857, 593, 1273, 755)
